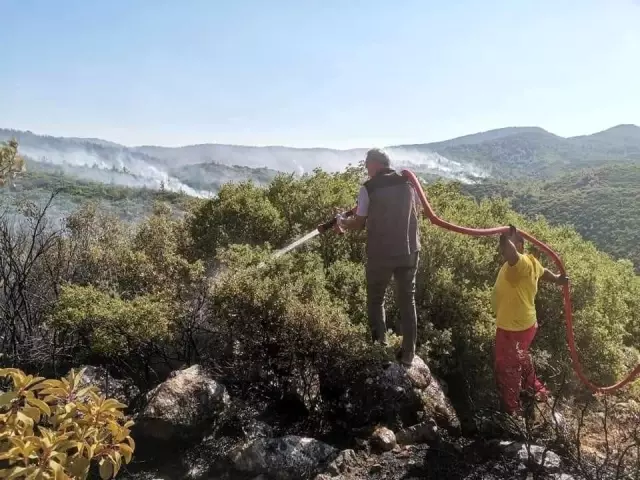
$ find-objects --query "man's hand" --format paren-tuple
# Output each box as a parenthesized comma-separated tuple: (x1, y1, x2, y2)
(542, 269, 569, 286)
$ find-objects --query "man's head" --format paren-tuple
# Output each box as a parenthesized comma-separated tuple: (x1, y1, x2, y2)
(499, 231, 525, 259)
(364, 148, 391, 178)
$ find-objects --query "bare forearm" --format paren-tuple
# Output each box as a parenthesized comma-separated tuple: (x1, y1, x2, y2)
(541, 268, 568, 285)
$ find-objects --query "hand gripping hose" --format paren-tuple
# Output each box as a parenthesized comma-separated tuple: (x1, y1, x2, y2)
(400, 168, 640, 394)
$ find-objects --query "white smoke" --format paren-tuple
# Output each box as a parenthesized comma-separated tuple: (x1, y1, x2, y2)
(17, 145, 214, 198)
(384, 147, 489, 183)
(5, 129, 490, 199)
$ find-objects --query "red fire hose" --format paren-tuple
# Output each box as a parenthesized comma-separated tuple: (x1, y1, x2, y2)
(397, 168, 640, 394)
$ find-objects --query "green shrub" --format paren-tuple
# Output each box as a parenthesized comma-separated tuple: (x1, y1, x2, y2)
(50, 285, 173, 357)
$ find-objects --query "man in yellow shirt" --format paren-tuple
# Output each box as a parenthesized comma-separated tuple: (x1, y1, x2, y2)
(493, 225, 568, 416)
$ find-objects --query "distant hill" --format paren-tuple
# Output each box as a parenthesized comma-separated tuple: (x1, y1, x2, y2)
(397, 124, 640, 179)
(462, 163, 640, 271)
(4, 124, 640, 196)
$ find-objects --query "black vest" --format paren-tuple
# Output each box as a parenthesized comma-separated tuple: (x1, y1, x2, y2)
(363, 168, 420, 260)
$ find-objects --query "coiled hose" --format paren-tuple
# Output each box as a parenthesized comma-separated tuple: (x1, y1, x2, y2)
(400, 168, 640, 394)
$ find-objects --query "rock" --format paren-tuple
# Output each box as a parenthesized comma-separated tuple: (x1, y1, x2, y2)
(370, 464, 383, 474)
(230, 436, 337, 480)
(375, 355, 460, 433)
(325, 449, 358, 476)
(136, 364, 230, 441)
(77, 365, 140, 405)
(396, 419, 439, 445)
(371, 426, 397, 452)
(496, 441, 562, 471)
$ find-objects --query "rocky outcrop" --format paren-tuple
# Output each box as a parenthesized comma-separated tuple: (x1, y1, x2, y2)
(369, 355, 460, 435)
(230, 435, 338, 480)
(135, 364, 230, 441)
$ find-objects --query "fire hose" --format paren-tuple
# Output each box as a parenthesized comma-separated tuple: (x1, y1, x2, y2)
(321, 168, 640, 394)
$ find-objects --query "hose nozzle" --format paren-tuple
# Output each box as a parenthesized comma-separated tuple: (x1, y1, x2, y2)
(317, 207, 356, 234)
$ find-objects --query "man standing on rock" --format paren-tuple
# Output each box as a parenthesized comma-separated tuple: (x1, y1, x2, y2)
(493, 226, 569, 416)
(330, 148, 421, 367)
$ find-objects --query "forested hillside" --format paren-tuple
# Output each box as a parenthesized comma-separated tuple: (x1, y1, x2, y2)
(463, 163, 640, 271)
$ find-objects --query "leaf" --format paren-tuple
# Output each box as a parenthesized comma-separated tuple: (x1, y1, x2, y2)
(5, 466, 37, 480)
(0, 391, 18, 408)
(118, 443, 134, 463)
(49, 459, 66, 480)
(75, 386, 97, 399)
(100, 399, 126, 412)
(99, 458, 114, 480)
(67, 456, 91, 478)
(40, 388, 68, 398)
(21, 406, 41, 423)
(16, 410, 34, 429)
(125, 435, 135, 451)
(26, 397, 51, 416)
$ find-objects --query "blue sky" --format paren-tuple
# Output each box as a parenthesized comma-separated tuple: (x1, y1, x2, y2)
(1, 0, 639, 148)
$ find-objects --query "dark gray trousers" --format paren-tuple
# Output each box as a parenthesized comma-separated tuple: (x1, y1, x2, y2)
(366, 251, 419, 364)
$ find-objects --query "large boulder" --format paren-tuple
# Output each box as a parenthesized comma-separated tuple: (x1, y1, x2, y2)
(135, 364, 230, 441)
(370, 355, 460, 435)
(230, 436, 338, 480)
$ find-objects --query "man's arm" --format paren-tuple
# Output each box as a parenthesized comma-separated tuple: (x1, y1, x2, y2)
(337, 185, 368, 231)
(541, 268, 569, 286)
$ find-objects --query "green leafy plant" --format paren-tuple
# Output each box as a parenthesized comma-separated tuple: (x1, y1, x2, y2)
(0, 367, 135, 479)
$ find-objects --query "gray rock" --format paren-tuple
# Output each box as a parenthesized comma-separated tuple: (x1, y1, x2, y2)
(136, 364, 230, 441)
(371, 426, 397, 452)
(230, 435, 337, 480)
(498, 441, 562, 471)
(396, 419, 439, 445)
(325, 448, 358, 475)
(375, 355, 459, 432)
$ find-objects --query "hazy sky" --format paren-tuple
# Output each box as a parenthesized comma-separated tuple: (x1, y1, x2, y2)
(2, 0, 639, 148)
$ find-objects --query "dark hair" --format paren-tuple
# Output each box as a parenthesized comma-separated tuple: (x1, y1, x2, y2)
(365, 148, 391, 167)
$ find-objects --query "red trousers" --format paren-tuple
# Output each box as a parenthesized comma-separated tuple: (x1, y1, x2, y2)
(494, 323, 548, 415)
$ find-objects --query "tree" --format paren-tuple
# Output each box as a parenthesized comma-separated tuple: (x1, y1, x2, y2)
(0, 138, 26, 186)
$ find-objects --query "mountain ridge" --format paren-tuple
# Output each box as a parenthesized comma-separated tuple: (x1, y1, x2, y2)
(2, 123, 640, 195)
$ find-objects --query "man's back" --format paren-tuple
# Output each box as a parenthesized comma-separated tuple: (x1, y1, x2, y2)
(362, 168, 420, 261)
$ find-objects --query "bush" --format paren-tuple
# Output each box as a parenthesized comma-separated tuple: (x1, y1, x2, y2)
(0, 367, 135, 479)
(207, 245, 386, 427)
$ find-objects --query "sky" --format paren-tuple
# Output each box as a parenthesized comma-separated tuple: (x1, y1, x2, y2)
(1, 0, 640, 149)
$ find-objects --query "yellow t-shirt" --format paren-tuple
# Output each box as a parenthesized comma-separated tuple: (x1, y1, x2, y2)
(492, 253, 545, 331)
